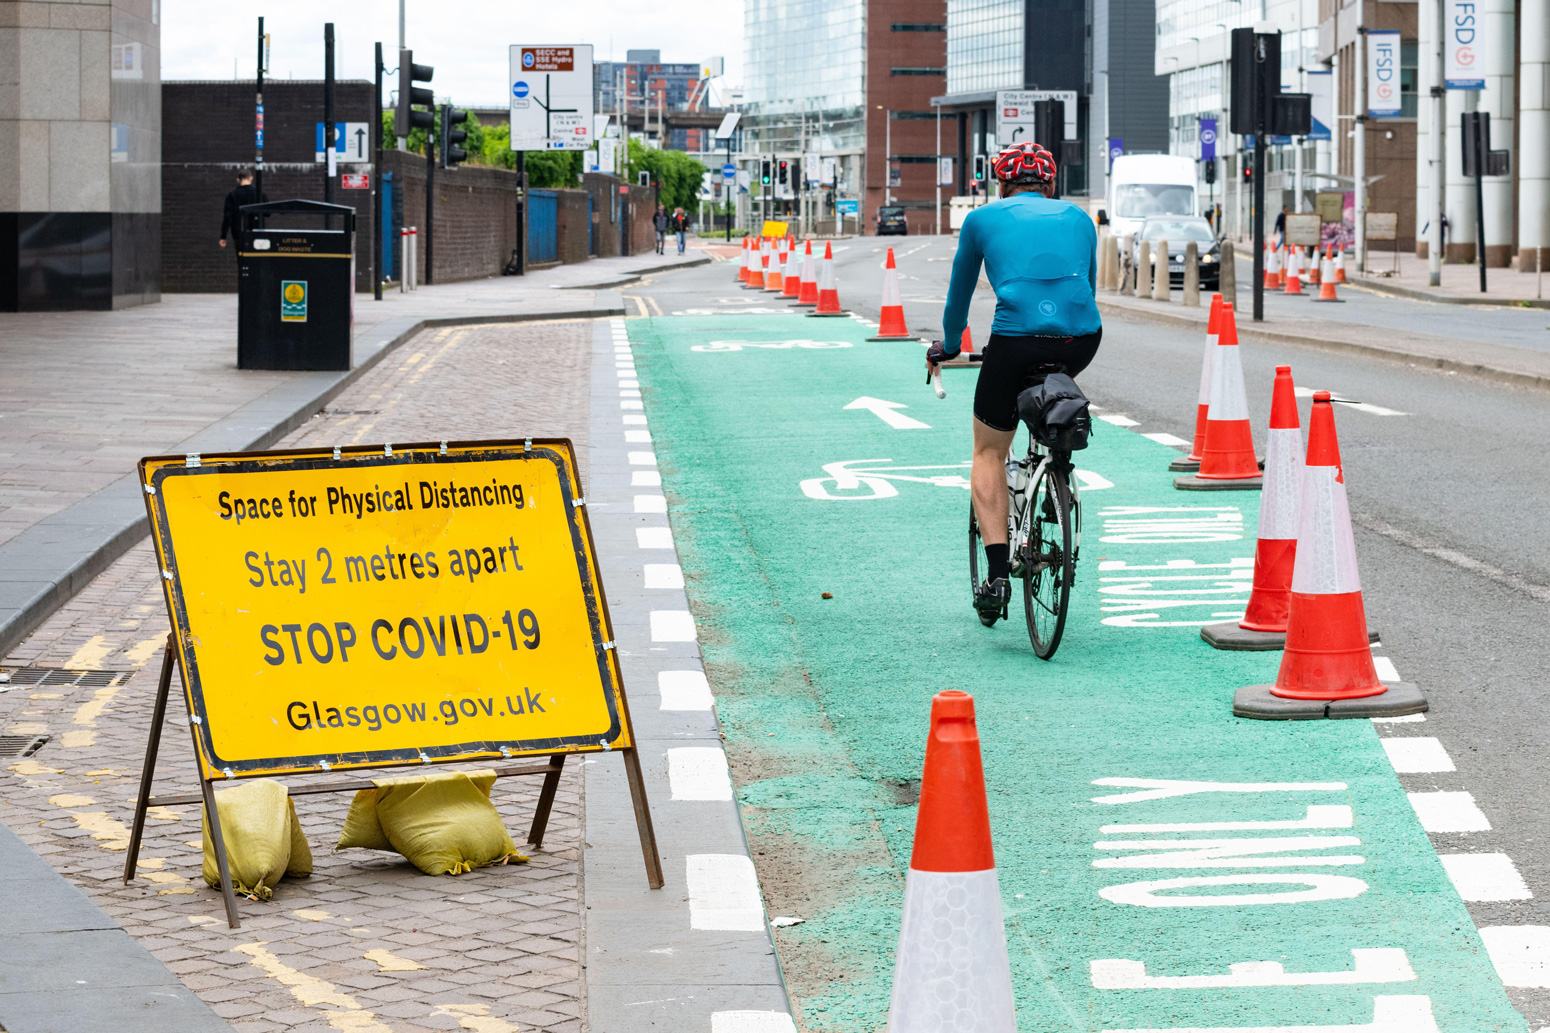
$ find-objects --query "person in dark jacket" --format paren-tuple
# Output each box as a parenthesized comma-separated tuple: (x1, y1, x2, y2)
(219, 171, 266, 249)
(670, 208, 690, 254)
(653, 205, 669, 254)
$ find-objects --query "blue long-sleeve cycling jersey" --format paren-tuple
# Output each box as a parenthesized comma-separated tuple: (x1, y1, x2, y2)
(941, 193, 1101, 356)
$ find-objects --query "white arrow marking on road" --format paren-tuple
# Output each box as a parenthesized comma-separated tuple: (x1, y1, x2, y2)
(844, 397, 930, 430)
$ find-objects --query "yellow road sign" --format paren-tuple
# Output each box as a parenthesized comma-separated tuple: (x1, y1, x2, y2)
(761, 220, 789, 239)
(140, 440, 633, 779)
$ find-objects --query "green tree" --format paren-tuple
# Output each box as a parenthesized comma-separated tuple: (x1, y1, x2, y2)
(626, 139, 708, 216)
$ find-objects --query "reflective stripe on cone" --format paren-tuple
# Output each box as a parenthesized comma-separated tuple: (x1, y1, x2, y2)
(1283, 247, 1303, 294)
(782, 236, 802, 297)
(747, 238, 767, 289)
(809, 240, 847, 315)
(796, 239, 818, 306)
(765, 238, 785, 292)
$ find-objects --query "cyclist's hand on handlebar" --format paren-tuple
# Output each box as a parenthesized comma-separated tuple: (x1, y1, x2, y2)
(925, 340, 952, 371)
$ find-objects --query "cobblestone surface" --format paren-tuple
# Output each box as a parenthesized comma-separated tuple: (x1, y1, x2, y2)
(1, 320, 596, 1033)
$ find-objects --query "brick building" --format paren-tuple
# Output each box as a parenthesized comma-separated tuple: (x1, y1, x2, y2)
(865, 16, 950, 231)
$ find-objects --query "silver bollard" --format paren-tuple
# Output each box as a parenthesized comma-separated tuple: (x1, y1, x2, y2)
(1137, 239, 1152, 299)
(1153, 239, 1170, 301)
(1218, 235, 1236, 309)
(1183, 241, 1200, 307)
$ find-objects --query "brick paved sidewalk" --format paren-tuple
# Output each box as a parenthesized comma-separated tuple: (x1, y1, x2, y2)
(1, 321, 597, 1033)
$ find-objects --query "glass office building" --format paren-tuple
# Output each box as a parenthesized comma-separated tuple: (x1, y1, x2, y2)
(742, 0, 866, 156)
(946, 0, 1023, 96)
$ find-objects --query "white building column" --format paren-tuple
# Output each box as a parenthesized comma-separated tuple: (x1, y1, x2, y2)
(1479, 0, 1515, 266)
(1519, 0, 1550, 273)
(1445, 88, 1476, 262)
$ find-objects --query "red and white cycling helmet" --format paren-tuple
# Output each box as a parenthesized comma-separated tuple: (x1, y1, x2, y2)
(992, 142, 1057, 185)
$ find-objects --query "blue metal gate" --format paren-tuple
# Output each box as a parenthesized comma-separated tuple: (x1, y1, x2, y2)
(588, 194, 595, 256)
(380, 172, 395, 280)
(528, 190, 558, 264)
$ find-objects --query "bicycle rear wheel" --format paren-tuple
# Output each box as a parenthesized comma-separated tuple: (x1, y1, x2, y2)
(1023, 463, 1074, 659)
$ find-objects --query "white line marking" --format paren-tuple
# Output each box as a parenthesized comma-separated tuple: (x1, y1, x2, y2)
(843, 396, 930, 430)
(1479, 926, 1550, 988)
(636, 528, 674, 549)
(631, 470, 662, 487)
(621, 400, 644, 410)
(1407, 791, 1491, 832)
(1372, 656, 1402, 682)
(1103, 995, 1437, 1033)
(625, 429, 652, 443)
(1381, 737, 1455, 773)
(1439, 853, 1532, 901)
(620, 389, 642, 398)
(711, 1013, 797, 1033)
(1090, 947, 1415, 989)
(1142, 432, 1190, 447)
(618, 379, 640, 388)
(634, 495, 667, 514)
(1102, 805, 1352, 834)
(644, 564, 684, 589)
(1294, 386, 1409, 416)
(628, 451, 657, 466)
(1098, 413, 1141, 427)
(650, 610, 697, 642)
(623, 415, 648, 425)
(1370, 713, 1425, 724)
(659, 670, 714, 711)
(668, 747, 733, 801)
(687, 855, 765, 931)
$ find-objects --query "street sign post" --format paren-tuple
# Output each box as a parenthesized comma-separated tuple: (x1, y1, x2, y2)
(508, 44, 595, 151)
(722, 163, 737, 180)
(996, 90, 1077, 146)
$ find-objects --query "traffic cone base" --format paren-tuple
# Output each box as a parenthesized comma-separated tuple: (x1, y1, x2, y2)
(1233, 678, 1426, 719)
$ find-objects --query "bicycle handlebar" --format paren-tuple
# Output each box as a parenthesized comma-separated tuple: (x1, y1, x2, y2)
(926, 351, 982, 399)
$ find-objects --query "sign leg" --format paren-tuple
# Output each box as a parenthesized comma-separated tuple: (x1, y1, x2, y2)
(526, 754, 566, 849)
(620, 747, 664, 889)
(199, 778, 242, 928)
(123, 633, 176, 885)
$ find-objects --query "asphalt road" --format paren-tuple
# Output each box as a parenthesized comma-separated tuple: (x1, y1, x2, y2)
(646, 242, 1550, 1027)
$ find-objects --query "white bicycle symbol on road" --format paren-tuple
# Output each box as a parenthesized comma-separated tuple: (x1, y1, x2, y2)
(800, 459, 1114, 500)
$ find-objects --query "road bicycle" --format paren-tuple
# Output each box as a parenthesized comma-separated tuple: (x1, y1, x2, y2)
(931, 356, 1083, 660)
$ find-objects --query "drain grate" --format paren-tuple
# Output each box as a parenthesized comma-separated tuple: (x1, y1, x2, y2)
(0, 735, 50, 758)
(1, 669, 130, 688)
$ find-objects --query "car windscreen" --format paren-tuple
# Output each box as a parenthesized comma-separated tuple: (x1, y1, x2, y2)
(1114, 184, 1196, 219)
(1140, 220, 1216, 245)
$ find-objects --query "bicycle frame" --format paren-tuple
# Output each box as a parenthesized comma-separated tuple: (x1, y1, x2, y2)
(1007, 440, 1082, 577)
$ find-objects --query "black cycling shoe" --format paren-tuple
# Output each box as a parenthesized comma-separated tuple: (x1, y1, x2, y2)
(973, 577, 1011, 626)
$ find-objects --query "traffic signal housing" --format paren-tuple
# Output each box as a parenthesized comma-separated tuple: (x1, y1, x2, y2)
(395, 50, 435, 138)
(760, 159, 772, 186)
(1242, 165, 1253, 184)
(972, 154, 987, 183)
(778, 160, 788, 185)
(440, 105, 468, 168)
(1204, 160, 1216, 185)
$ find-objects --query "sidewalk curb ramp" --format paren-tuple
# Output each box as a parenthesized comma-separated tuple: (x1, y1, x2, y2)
(0, 298, 625, 662)
(1095, 297, 1550, 394)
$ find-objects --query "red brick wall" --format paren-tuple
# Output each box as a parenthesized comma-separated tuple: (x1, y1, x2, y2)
(387, 152, 521, 283)
(865, 2, 949, 235)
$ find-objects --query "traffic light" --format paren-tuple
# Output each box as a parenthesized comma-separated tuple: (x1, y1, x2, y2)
(440, 105, 468, 168)
(1204, 161, 1216, 185)
(778, 160, 788, 185)
(972, 154, 987, 182)
(638, 171, 651, 187)
(1242, 165, 1253, 184)
(760, 159, 772, 186)
(395, 50, 435, 138)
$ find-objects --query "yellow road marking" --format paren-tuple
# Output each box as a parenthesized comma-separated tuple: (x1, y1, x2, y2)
(48, 793, 94, 807)
(124, 636, 165, 667)
(364, 948, 425, 972)
(73, 683, 124, 726)
(432, 1004, 522, 1033)
(66, 635, 114, 670)
(11, 759, 62, 776)
(236, 943, 394, 1033)
(188, 915, 220, 925)
(69, 812, 131, 849)
(146, 805, 184, 821)
(294, 909, 333, 922)
(61, 730, 95, 748)
(29, 692, 62, 699)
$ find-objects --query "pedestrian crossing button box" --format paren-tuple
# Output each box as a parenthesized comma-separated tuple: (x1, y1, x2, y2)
(237, 199, 355, 371)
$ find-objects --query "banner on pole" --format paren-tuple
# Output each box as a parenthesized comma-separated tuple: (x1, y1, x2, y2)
(1198, 118, 1217, 162)
(1444, 0, 1485, 90)
(1367, 31, 1403, 117)
(1306, 70, 1334, 141)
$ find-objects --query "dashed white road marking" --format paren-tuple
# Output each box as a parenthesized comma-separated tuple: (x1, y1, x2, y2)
(1141, 431, 1190, 447)
(621, 400, 644, 410)
(1097, 413, 1141, 427)
(711, 1012, 798, 1033)
(1293, 386, 1409, 416)
(1381, 737, 1455, 773)
(625, 429, 652, 443)
(1439, 853, 1532, 901)
(1372, 656, 1402, 682)
(631, 470, 662, 487)
(634, 495, 667, 514)
(1479, 926, 1550, 988)
(659, 670, 714, 711)
(636, 528, 675, 549)
(686, 855, 765, 931)
(1090, 947, 1415, 989)
(644, 564, 684, 589)
(1104, 995, 1438, 1033)
(628, 451, 657, 466)
(1407, 791, 1491, 833)
(1370, 712, 1425, 724)
(650, 610, 697, 642)
(623, 414, 648, 425)
(668, 747, 734, 801)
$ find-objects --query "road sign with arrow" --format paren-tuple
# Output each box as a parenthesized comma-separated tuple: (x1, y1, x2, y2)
(314, 122, 370, 163)
(509, 44, 594, 151)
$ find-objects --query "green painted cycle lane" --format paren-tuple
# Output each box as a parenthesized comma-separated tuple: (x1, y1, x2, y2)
(624, 313, 1525, 1032)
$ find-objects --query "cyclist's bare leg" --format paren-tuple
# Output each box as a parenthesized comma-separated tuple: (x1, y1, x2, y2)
(971, 417, 1016, 546)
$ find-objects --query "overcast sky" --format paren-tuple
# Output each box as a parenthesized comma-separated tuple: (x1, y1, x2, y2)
(163, 1, 744, 108)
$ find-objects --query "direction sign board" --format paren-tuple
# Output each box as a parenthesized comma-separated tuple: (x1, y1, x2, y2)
(315, 122, 371, 163)
(509, 44, 595, 151)
(139, 439, 634, 779)
(995, 90, 1078, 147)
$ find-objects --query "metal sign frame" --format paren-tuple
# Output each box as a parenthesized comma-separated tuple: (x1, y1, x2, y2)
(124, 438, 662, 928)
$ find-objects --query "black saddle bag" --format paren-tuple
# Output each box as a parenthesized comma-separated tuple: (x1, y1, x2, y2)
(1017, 373, 1093, 452)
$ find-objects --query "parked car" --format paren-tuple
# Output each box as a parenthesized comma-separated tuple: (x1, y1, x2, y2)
(1130, 216, 1222, 289)
(876, 206, 908, 236)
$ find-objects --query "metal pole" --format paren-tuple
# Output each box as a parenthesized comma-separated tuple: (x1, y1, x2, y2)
(324, 23, 335, 217)
(1354, 22, 1367, 273)
(516, 151, 526, 275)
(726, 136, 733, 242)
(1294, 0, 1305, 211)
(254, 18, 264, 203)
(425, 116, 435, 284)
(1473, 114, 1487, 292)
(1429, 0, 1445, 286)
(935, 101, 941, 235)
(373, 42, 382, 301)
(396, 0, 407, 150)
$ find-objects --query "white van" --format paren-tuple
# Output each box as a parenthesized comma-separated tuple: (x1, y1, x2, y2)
(1106, 154, 1199, 243)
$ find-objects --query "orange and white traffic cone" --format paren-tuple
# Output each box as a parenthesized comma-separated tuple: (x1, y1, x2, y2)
(765, 237, 786, 293)
(782, 236, 802, 298)
(886, 691, 1015, 1033)
(1312, 249, 1345, 302)
(749, 238, 769, 289)
(808, 241, 848, 316)
(1175, 302, 1262, 490)
(960, 325, 975, 355)
(1169, 293, 1223, 473)
(795, 239, 818, 307)
(737, 237, 750, 283)
(1262, 242, 1276, 290)
(1307, 247, 1321, 285)
(1283, 246, 1303, 295)
(1235, 393, 1425, 718)
(1334, 246, 1347, 282)
(868, 247, 912, 340)
(1203, 365, 1302, 649)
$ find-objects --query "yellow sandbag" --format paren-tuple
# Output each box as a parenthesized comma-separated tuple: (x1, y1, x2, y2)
(337, 769, 499, 852)
(201, 778, 312, 901)
(374, 772, 527, 875)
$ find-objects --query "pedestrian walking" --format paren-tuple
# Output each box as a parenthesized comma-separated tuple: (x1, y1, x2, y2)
(670, 207, 689, 255)
(219, 170, 266, 252)
(1273, 205, 1288, 247)
(653, 205, 669, 255)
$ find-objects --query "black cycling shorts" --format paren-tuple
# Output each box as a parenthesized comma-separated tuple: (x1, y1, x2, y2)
(972, 331, 1102, 433)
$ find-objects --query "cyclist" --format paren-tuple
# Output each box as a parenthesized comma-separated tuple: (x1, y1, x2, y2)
(927, 142, 1102, 623)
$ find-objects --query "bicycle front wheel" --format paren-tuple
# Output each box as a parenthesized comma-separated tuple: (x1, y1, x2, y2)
(1023, 463, 1074, 659)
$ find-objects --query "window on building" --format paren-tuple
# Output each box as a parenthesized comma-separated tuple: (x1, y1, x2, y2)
(896, 156, 940, 163)
(890, 111, 939, 120)
(891, 67, 946, 76)
(1401, 40, 1418, 117)
(891, 23, 944, 31)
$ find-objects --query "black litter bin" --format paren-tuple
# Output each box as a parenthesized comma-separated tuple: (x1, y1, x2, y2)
(237, 199, 356, 371)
